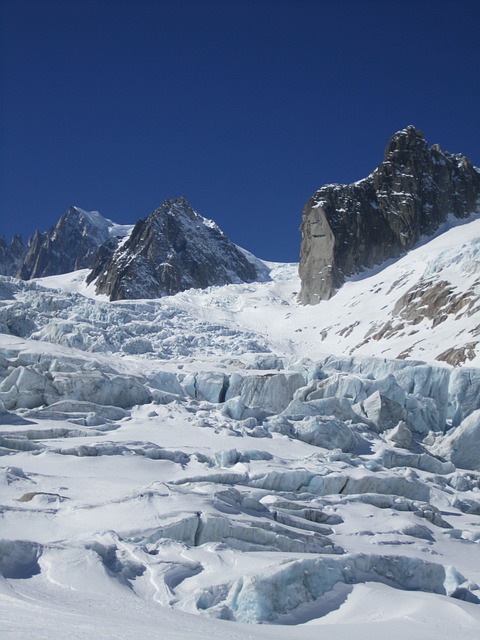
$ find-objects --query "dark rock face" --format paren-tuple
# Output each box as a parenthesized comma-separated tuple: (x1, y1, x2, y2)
(0, 235, 26, 276)
(18, 207, 116, 280)
(90, 197, 261, 301)
(299, 126, 480, 304)
(85, 237, 122, 286)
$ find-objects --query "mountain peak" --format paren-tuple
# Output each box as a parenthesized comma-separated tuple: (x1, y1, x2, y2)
(89, 198, 265, 301)
(161, 195, 190, 209)
(17, 206, 121, 280)
(150, 196, 222, 236)
(383, 125, 426, 159)
(63, 206, 116, 232)
(299, 128, 480, 304)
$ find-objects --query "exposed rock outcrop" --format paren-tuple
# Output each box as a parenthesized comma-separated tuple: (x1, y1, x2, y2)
(0, 235, 26, 276)
(88, 197, 263, 301)
(17, 206, 128, 280)
(299, 126, 480, 303)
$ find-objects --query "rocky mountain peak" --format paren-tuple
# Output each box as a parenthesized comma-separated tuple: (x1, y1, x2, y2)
(89, 197, 264, 301)
(383, 125, 426, 159)
(17, 206, 124, 280)
(55, 205, 111, 235)
(299, 127, 480, 304)
(146, 196, 222, 241)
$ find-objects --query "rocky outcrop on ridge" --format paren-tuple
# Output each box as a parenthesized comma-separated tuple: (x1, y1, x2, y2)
(88, 197, 262, 301)
(0, 235, 26, 276)
(299, 126, 480, 304)
(17, 206, 124, 280)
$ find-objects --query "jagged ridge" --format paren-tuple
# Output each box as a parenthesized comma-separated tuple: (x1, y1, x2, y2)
(299, 126, 480, 304)
(17, 206, 125, 279)
(0, 235, 26, 277)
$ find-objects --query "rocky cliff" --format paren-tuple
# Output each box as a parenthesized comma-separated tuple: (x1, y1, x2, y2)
(17, 206, 124, 280)
(88, 197, 262, 300)
(0, 235, 26, 276)
(299, 126, 480, 304)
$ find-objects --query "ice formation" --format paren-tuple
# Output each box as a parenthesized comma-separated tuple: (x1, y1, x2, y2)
(1, 215, 480, 639)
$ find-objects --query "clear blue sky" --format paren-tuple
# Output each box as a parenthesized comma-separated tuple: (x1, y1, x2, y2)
(1, 0, 480, 261)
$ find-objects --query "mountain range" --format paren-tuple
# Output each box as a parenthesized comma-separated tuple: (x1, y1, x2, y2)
(1, 199, 265, 300)
(1, 127, 480, 640)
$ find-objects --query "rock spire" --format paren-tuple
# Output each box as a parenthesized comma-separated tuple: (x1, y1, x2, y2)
(299, 126, 480, 304)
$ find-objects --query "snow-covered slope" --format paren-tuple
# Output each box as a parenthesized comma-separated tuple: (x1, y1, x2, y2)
(71, 205, 133, 239)
(1, 216, 480, 639)
(23, 213, 480, 367)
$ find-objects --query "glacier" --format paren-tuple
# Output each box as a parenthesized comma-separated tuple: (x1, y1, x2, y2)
(1, 217, 480, 639)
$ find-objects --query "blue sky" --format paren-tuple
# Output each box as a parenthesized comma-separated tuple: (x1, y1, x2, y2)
(1, 0, 480, 261)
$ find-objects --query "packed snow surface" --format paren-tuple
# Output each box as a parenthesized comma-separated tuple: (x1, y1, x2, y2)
(1, 216, 480, 639)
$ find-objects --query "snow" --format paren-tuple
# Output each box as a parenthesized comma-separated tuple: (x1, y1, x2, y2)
(72, 206, 134, 238)
(34, 269, 111, 300)
(1, 217, 480, 638)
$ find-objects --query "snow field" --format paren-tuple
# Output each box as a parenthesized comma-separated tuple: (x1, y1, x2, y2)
(1, 216, 480, 637)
